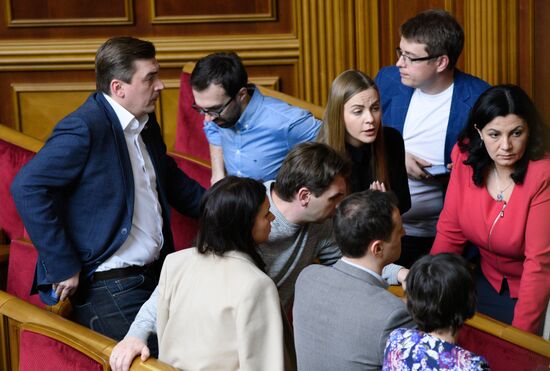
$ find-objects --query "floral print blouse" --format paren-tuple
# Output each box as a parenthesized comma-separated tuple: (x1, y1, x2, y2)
(383, 328, 490, 370)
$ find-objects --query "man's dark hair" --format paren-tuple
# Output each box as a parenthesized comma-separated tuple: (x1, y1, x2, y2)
(400, 9, 464, 69)
(95, 36, 156, 95)
(334, 190, 397, 258)
(274, 142, 351, 202)
(406, 253, 477, 335)
(190, 52, 248, 97)
(196, 176, 266, 270)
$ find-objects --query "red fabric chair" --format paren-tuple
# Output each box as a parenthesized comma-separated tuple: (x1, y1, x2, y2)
(169, 68, 212, 251)
(174, 71, 211, 162)
(19, 323, 108, 371)
(6, 238, 43, 308)
(169, 152, 210, 251)
(0, 138, 35, 241)
(458, 322, 550, 371)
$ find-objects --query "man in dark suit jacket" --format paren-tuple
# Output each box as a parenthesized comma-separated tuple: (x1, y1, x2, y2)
(10, 36, 205, 342)
(293, 190, 415, 371)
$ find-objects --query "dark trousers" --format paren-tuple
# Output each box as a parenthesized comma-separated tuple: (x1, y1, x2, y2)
(395, 235, 434, 268)
(70, 269, 159, 356)
(475, 268, 517, 325)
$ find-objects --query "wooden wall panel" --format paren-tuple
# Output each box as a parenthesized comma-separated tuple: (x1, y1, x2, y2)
(151, 0, 276, 23)
(463, 0, 518, 85)
(532, 0, 550, 144)
(7, 0, 132, 27)
(0, 0, 546, 144)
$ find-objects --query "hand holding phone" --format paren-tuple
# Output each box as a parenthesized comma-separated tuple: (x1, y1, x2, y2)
(424, 165, 450, 177)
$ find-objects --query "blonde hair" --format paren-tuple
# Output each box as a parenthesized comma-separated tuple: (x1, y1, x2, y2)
(321, 70, 389, 188)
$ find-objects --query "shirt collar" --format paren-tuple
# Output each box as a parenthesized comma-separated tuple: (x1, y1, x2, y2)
(235, 84, 261, 130)
(341, 257, 386, 285)
(103, 93, 149, 133)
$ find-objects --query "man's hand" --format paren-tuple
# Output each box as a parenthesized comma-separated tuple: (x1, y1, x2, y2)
(110, 336, 150, 371)
(52, 270, 80, 302)
(397, 268, 409, 291)
(405, 152, 431, 180)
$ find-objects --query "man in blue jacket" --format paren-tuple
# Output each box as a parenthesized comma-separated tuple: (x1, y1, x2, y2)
(11, 36, 205, 342)
(375, 9, 489, 267)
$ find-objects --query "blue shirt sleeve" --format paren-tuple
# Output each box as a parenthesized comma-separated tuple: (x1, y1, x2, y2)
(203, 120, 222, 146)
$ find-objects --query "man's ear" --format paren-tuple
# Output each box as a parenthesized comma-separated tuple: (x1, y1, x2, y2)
(297, 187, 311, 207)
(435, 55, 450, 73)
(111, 79, 125, 98)
(369, 240, 384, 258)
(237, 86, 248, 103)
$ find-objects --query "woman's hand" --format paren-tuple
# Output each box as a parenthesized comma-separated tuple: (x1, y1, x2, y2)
(110, 336, 150, 371)
(370, 180, 387, 192)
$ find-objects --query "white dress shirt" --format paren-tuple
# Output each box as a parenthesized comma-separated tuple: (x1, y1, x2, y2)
(96, 94, 164, 271)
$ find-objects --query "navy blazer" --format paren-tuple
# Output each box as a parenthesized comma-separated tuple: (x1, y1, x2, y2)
(11, 93, 205, 299)
(375, 66, 490, 165)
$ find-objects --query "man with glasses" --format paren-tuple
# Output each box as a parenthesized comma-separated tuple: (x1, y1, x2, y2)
(375, 9, 489, 267)
(190, 52, 322, 184)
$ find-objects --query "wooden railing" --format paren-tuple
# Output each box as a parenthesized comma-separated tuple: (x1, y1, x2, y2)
(0, 290, 177, 371)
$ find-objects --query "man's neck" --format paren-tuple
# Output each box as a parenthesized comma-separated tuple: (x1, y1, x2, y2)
(342, 255, 383, 276)
(271, 189, 307, 225)
(420, 68, 454, 95)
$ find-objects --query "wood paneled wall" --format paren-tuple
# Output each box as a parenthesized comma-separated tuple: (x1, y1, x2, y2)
(0, 0, 547, 148)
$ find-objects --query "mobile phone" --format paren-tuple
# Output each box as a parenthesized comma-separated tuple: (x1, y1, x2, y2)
(424, 165, 450, 177)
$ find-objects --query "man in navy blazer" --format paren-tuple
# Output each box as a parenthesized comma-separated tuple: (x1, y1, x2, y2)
(375, 10, 490, 267)
(11, 37, 205, 342)
(293, 190, 415, 370)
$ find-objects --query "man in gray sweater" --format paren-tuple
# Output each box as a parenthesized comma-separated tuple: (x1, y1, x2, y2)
(109, 142, 409, 371)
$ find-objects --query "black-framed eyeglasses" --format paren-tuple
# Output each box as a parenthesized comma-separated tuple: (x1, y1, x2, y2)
(192, 96, 234, 120)
(395, 48, 441, 65)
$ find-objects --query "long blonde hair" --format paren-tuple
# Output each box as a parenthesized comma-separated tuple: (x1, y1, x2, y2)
(320, 70, 389, 188)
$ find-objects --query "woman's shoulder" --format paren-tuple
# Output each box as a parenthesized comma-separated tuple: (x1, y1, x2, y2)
(528, 154, 550, 172)
(383, 126, 405, 154)
(383, 126, 404, 141)
(525, 154, 550, 185)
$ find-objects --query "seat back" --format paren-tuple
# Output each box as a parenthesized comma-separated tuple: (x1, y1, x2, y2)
(6, 238, 43, 307)
(0, 125, 41, 241)
(0, 290, 177, 371)
(19, 323, 108, 371)
(168, 151, 209, 250)
(388, 286, 550, 370)
(457, 313, 550, 371)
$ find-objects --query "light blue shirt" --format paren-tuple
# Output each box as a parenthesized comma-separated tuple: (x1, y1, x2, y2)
(204, 85, 322, 181)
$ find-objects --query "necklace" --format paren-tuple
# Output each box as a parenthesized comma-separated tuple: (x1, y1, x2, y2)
(493, 167, 514, 202)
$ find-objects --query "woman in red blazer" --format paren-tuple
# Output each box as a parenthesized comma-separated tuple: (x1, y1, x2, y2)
(432, 85, 549, 334)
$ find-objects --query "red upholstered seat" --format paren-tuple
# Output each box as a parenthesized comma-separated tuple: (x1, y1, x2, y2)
(19, 323, 107, 371)
(174, 71, 211, 162)
(6, 238, 43, 308)
(169, 152, 210, 251)
(0, 138, 35, 241)
(169, 69, 212, 251)
(458, 322, 550, 370)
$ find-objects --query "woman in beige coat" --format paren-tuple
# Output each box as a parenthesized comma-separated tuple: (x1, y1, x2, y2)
(111, 176, 284, 371)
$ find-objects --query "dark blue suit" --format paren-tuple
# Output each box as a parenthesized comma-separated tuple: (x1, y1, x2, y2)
(11, 92, 204, 339)
(375, 66, 490, 165)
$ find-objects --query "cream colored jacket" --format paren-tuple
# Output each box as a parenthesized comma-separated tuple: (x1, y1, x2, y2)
(157, 248, 285, 371)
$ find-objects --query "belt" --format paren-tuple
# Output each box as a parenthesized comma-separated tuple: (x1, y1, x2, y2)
(91, 265, 149, 282)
